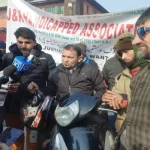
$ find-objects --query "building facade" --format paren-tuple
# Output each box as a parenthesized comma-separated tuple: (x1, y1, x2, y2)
(0, 0, 108, 41)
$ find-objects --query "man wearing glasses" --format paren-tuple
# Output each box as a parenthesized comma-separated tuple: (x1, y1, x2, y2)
(118, 7, 150, 150)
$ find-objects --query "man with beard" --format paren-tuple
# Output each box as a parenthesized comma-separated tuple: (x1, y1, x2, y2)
(0, 27, 56, 150)
(108, 7, 150, 150)
(121, 7, 150, 150)
(102, 32, 147, 135)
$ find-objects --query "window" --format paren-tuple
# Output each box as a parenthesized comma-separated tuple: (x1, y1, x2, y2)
(86, 5, 89, 14)
(45, 7, 55, 14)
(0, 13, 6, 19)
(57, 6, 64, 14)
(93, 10, 97, 14)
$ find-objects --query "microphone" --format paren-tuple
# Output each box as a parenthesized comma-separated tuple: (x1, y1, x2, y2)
(0, 65, 17, 89)
(12, 49, 39, 72)
(26, 49, 40, 66)
(12, 55, 31, 73)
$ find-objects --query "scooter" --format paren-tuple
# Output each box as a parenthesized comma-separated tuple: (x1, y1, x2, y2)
(50, 93, 117, 150)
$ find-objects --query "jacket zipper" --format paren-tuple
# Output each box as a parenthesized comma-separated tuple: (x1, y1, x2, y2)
(68, 73, 75, 94)
(69, 85, 71, 93)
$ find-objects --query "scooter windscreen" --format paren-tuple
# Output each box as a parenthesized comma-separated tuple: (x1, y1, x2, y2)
(55, 93, 99, 127)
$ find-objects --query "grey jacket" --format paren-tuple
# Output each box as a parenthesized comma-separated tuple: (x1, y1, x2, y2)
(48, 62, 107, 100)
(102, 55, 125, 90)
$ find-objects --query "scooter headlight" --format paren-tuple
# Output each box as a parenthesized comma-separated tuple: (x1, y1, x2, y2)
(55, 100, 79, 127)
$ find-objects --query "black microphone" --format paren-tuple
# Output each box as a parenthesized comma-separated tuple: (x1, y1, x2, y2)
(27, 49, 40, 65)
(22, 51, 30, 60)
(0, 65, 17, 89)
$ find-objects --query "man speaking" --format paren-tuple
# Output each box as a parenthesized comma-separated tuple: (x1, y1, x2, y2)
(0, 27, 56, 150)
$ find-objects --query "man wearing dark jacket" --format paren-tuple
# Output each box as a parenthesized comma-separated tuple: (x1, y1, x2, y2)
(75, 42, 99, 67)
(102, 54, 126, 90)
(0, 41, 6, 133)
(28, 44, 107, 149)
(48, 44, 106, 100)
(0, 27, 56, 150)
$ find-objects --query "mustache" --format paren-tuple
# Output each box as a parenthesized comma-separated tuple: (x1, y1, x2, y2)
(140, 40, 150, 48)
(20, 48, 29, 51)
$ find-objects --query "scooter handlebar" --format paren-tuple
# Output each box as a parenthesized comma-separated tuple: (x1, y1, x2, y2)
(97, 103, 118, 114)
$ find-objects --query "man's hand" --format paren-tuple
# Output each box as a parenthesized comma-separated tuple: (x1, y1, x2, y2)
(109, 93, 123, 109)
(8, 82, 20, 93)
(27, 82, 39, 94)
(102, 90, 123, 109)
(102, 90, 116, 102)
(0, 143, 11, 150)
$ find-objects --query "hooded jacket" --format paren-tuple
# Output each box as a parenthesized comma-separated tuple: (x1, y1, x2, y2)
(1, 43, 56, 114)
(48, 62, 106, 101)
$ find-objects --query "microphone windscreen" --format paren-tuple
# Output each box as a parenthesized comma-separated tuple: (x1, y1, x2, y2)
(10, 71, 21, 81)
(3, 65, 17, 76)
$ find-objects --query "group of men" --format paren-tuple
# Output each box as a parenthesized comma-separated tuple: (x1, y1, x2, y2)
(0, 6, 150, 150)
(0, 25, 106, 150)
(102, 7, 150, 150)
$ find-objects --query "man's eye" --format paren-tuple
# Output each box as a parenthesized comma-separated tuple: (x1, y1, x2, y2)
(25, 42, 31, 44)
(18, 41, 23, 44)
(18, 41, 31, 44)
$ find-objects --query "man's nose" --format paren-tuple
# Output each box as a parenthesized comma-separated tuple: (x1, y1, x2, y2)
(20, 43, 26, 48)
(64, 57, 69, 62)
(132, 34, 143, 45)
(122, 53, 126, 60)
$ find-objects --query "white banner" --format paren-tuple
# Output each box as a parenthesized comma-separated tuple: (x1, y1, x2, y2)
(7, 0, 147, 69)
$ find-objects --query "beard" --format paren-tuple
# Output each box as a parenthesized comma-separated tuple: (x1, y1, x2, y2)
(124, 59, 135, 68)
(137, 42, 150, 59)
(137, 49, 150, 59)
(20, 48, 30, 52)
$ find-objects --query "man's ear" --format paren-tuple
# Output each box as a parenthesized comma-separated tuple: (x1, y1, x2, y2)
(78, 56, 83, 62)
(33, 42, 37, 47)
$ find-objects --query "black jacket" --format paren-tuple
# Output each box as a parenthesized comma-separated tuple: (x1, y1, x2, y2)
(1, 43, 56, 114)
(48, 62, 106, 100)
(102, 55, 126, 90)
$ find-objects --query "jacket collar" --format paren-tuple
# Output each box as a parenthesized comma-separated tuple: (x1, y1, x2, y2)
(57, 62, 84, 73)
(9, 43, 42, 56)
(130, 67, 141, 77)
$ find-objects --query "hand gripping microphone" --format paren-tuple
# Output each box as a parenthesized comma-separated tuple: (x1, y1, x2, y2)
(0, 65, 17, 89)
(0, 65, 16, 106)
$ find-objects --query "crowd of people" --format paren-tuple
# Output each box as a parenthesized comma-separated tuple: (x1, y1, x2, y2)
(0, 6, 150, 150)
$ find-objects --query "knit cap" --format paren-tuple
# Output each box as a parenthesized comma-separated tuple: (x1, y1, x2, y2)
(114, 32, 135, 55)
(114, 32, 147, 69)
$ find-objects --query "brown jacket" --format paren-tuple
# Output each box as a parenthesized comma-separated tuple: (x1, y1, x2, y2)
(112, 68, 132, 132)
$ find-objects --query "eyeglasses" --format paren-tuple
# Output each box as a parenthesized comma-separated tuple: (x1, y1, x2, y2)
(137, 27, 150, 38)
